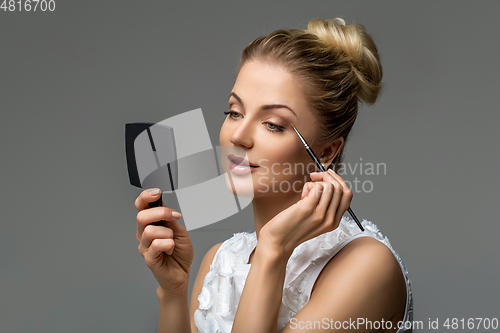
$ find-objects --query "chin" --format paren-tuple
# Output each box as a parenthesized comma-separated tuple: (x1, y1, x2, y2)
(224, 173, 256, 198)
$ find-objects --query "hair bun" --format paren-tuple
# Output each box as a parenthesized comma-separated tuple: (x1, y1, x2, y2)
(306, 18, 383, 104)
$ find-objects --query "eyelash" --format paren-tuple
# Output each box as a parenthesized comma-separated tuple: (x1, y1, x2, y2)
(223, 110, 285, 133)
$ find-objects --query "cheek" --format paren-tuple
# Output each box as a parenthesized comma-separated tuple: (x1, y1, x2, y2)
(258, 139, 307, 170)
(273, 148, 300, 163)
(265, 137, 304, 162)
(275, 144, 316, 176)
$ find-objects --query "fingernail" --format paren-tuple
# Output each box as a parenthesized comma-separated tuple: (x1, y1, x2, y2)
(148, 188, 161, 195)
(310, 172, 318, 175)
(172, 211, 182, 219)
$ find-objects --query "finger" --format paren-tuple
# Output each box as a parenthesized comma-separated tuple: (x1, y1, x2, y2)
(326, 169, 348, 190)
(139, 225, 174, 256)
(310, 171, 344, 207)
(301, 182, 314, 199)
(144, 238, 176, 265)
(323, 176, 344, 229)
(135, 188, 163, 212)
(327, 169, 353, 225)
(310, 171, 344, 192)
(302, 182, 324, 207)
(315, 181, 334, 223)
(136, 206, 182, 241)
(310, 171, 345, 229)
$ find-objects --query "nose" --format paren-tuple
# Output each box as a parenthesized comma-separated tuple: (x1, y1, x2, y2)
(229, 118, 254, 149)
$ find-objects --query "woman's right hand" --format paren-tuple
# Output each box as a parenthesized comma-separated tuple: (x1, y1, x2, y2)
(135, 188, 194, 296)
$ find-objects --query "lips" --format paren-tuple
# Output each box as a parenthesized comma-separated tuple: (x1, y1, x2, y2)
(227, 153, 259, 175)
(228, 154, 258, 167)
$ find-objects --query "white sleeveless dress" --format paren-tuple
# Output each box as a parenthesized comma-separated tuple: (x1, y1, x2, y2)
(194, 217, 413, 333)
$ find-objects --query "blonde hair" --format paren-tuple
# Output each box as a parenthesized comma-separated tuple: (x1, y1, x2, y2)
(239, 18, 383, 172)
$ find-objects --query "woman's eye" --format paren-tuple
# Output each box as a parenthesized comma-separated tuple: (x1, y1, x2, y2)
(265, 122, 285, 133)
(224, 111, 284, 133)
(223, 110, 241, 119)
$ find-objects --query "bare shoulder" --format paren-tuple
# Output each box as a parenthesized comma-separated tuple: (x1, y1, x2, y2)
(339, 236, 403, 274)
(314, 237, 404, 283)
(189, 242, 223, 333)
(203, 242, 224, 263)
(196, 241, 223, 283)
(311, 236, 406, 321)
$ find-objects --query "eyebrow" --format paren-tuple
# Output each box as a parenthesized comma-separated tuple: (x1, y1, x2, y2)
(229, 92, 298, 119)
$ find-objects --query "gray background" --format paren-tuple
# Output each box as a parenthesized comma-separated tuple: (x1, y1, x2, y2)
(1, 0, 499, 332)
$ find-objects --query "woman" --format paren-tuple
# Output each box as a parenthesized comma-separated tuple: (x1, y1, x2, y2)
(135, 18, 412, 333)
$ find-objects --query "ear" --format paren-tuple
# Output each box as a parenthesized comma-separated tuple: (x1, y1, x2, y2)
(320, 137, 344, 167)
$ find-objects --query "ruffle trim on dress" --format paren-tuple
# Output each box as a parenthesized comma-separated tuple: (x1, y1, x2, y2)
(195, 218, 413, 333)
(194, 231, 257, 333)
(280, 217, 413, 331)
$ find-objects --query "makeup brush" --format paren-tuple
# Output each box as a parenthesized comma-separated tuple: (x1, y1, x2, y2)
(291, 124, 365, 232)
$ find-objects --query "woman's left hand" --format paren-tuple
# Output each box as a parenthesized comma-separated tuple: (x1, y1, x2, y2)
(258, 170, 353, 258)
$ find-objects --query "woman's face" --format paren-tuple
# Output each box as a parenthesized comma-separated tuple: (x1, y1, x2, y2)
(219, 59, 323, 199)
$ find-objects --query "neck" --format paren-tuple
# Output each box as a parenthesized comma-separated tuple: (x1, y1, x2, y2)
(252, 190, 301, 241)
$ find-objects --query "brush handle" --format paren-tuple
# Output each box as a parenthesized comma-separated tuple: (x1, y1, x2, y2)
(293, 124, 365, 232)
(307, 148, 324, 172)
(148, 195, 165, 226)
(347, 207, 364, 232)
(312, 152, 365, 232)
